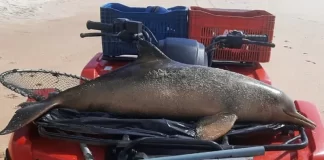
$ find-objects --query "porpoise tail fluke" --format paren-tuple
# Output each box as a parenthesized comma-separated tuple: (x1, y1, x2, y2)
(0, 100, 58, 135)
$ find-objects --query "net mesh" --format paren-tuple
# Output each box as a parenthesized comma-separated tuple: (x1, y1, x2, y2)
(0, 69, 90, 101)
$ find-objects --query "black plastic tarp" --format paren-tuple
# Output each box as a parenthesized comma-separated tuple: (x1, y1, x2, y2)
(35, 108, 289, 139)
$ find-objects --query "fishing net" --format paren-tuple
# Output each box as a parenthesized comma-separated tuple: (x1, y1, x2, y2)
(0, 69, 90, 101)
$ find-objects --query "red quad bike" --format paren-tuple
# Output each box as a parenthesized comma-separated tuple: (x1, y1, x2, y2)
(3, 19, 324, 160)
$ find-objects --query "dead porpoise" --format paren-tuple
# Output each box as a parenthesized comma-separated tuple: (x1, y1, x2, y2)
(0, 39, 316, 140)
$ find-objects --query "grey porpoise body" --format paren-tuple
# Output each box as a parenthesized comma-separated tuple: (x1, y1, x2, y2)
(0, 40, 316, 140)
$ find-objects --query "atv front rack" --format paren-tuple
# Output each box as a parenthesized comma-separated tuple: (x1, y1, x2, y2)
(37, 120, 308, 160)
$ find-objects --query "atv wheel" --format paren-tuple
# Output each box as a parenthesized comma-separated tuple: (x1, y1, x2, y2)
(4, 149, 10, 160)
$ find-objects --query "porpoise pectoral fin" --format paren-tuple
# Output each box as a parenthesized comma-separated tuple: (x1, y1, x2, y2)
(196, 113, 238, 141)
(0, 100, 57, 135)
(136, 39, 172, 63)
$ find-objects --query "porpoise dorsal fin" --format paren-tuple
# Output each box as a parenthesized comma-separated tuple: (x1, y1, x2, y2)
(135, 39, 172, 63)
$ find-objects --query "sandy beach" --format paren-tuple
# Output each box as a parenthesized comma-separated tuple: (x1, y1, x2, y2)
(0, 0, 323, 155)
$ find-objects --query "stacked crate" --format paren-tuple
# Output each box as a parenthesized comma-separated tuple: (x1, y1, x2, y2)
(188, 7, 275, 62)
(100, 3, 276, 62)
(100, 3, 189, 57)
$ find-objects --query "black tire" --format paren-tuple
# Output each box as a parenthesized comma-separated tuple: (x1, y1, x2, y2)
(4, 149, 10, 160)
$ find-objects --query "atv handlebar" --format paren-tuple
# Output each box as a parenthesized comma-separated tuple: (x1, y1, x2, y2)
(243, 39, 275, 47)
(81, 20, 275, 48)
(244, 34, 269, 43)
(205, 30, 276, 66)
(86, 20, 114, 32)
(208, 31, 275, 49)
(81, 18, 158, 44)
(81, 19, 275, 67)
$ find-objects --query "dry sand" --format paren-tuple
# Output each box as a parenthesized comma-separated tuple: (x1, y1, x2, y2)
(0, 0, 323, 154)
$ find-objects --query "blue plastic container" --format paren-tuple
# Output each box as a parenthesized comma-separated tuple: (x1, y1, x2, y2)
(100, 3, 189, 56)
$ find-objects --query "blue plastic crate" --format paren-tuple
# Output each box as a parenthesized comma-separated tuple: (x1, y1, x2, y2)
(100, 3, 189, 57)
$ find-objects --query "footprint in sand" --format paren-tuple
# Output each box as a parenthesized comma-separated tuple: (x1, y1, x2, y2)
(5, 93, 18, 99)
(306, 60, 316, 64)
(284, 46, 292, 49)
(61, 56, 71, 62)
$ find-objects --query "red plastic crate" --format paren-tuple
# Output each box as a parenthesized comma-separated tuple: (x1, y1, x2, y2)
(188, 7, 275, 62)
